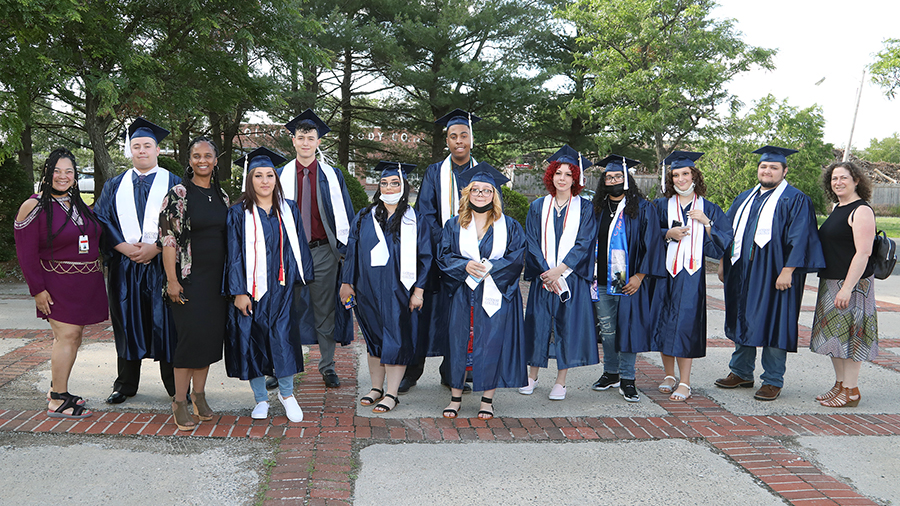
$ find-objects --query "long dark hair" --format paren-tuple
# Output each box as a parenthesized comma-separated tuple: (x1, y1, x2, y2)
(592, 173, 644, 219)
(37, 148, 101, 250)
(239, 165, 286, 218)
(184, 136, 227, 207)
(360, 176, 411, 238)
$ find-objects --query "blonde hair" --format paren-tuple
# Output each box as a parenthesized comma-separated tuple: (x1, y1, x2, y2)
(457, 182, 503, 231)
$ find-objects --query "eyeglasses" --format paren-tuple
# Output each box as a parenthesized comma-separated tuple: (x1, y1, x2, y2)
(605, 174, 624, 183)
(470, 188, 494, 197)
(379, 181, 401, 188)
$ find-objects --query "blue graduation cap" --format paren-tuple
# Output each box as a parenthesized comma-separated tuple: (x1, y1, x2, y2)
(663, 151, 704, 170)
(128, 117, 169, 143)
(598, 154, 641, 191)
(458, 161, 510, 189)
(374, 160, 416, 179)
(285, 109, 331, 137)
(752, 145, 798, 165)
(547, 144, 592, 186)
(235, 147, 288, 192)
(434, 108, 482, 129)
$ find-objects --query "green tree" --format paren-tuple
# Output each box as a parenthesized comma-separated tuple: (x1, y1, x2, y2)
(862, 133, 900, 164)
(870, 38, 900, 99)
(561, 0, 775, 169)
(0, 151, 34, 260)
(696, 95, 833, 213)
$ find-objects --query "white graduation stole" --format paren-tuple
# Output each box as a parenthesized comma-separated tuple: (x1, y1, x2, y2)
(370, 208, 418, 290)
(244, 201, 306, 302)
(460, 215, 507, 317)
(666, 195, 705, 276)
(439, 156, 475, 225)
(541, 195, 580, 298)
(116, 167, 170, 244)
(730, 179, 788, 264)
(279, 158, 351, 245)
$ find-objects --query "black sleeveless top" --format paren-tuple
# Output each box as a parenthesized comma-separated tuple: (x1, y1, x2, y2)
(817, 199, 874, 280)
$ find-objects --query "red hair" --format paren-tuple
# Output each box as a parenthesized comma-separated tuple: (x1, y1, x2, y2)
(542, 161, 583, 196)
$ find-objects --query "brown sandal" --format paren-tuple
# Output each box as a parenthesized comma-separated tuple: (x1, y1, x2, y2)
(815, 381, 843, 402)
(191, 392, 214, 421)
(172, 400, 196, 431)
(820, 387, 860, 408)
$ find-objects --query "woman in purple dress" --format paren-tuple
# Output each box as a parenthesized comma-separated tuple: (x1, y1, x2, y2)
(14, 148, 108, 419)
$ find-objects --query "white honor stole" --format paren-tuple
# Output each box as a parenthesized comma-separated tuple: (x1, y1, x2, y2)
(370, 208, 418, 290)
(439, 155, 475, 225)
(666, 195, 705, 277)
(244, 201, 306, 302)
(279, 158, 351, 245)
(730, 179, 788, 264)
(460, 214, 507, 317)
(116, 166, 170, 244)
(540, 195, 580, 298)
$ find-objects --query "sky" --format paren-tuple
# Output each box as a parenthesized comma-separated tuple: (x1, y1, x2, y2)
(712, 0, 900, 151)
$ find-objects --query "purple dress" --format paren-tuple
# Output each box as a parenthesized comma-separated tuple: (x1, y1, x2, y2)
(14, 196, 108, 325)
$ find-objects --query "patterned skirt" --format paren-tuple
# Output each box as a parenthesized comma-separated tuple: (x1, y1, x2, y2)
(810, 276, 878, 361)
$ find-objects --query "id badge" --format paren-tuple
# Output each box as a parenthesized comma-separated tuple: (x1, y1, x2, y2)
(78, 234, 89, 254)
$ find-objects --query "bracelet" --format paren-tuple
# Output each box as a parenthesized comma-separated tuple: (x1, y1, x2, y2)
(413, 294, 424, 301)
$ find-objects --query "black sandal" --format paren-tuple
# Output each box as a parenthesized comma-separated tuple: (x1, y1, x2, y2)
(477, 396, 494, 420)
(443, 396, 462, 419)
(47, 392, 92, 419)
(373, 393, 399, 413)
(360, 388, 384, 406)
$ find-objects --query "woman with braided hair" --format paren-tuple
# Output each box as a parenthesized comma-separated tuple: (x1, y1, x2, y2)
(14, 148, 107, 419)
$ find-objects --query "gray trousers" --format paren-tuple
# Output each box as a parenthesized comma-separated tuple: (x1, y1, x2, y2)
(308, 244, 339, 373)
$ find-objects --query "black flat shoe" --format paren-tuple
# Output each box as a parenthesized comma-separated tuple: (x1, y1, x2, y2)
(265, 376, 278, 390)
(398, 378, 416, 394)
(323, 371, 341, 388)
(106, 391, 131, 404)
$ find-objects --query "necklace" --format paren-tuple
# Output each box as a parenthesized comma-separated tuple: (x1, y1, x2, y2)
(606, 198, 616, 217)
(195, 185, 213, 202)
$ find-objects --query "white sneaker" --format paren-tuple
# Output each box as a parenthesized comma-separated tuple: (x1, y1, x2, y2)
(279, 394, 304, 423)
(518, 377, 538, 395)
(251, 401, 269, 419)
(549, 384, 567, 401)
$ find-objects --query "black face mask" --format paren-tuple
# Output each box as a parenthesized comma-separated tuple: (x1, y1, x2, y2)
(606, 183, 625, 197)
(468, 201, 493, 213)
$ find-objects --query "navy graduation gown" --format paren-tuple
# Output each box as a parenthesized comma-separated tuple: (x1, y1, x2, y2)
(523, 196, 599, 369)
(650, 197, 732, 358)
(341, 208, 432, 364)
(224, 201, 314, 380)
(438, 215, 527, 391)
(94, 170, 181, 362)
(722, 184, 825, 351)
(276, 160, 355, 346)
(597, 198, 666, 354)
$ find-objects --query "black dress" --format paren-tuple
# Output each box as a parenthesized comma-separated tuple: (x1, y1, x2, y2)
(171, 186, 228, 368)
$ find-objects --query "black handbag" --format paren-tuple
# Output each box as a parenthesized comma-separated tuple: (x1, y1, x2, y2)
(873, 230, 897, 280)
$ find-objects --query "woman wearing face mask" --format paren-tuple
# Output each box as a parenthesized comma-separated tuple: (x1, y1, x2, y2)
(224, 147, 313, 423)
(340, 162, 432, 413)
(651, 152, 732, 402)
(590, 155, 665, 403)
(437, 163, 526, 420)
(15, 148, 107, 419)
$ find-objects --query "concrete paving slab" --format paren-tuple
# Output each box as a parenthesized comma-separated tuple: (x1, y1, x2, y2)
(354, 440, 784, 506)
(0, 299, 50, 330)
(0, 432, 269, 506)
(0, 337, 31, 357)
(354, 343, 668, 419)
(791, 435, 900, 505)
(3, 341, 309, 418)
(647, 347, 900, 415)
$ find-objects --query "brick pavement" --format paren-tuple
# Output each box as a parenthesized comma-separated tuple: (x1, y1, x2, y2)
(1, 286, 899, 505)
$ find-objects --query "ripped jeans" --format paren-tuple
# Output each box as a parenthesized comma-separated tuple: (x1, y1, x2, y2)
(594, 293, 636, 380)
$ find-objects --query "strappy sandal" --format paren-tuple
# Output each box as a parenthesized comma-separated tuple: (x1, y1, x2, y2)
(820, 386, 861, 408)
(815, 381, 843, 402)
(669, 383, 691, 402)
(477, 396, 494, 420)
(443, 396, 462, 419)
(47, 392, 92, 419)
(658, 376, 678, 394)
(172, 400, 196, 431)
(47, 384, 86, 406)
(373, 393, 399, 413)
(360, 388, 384, 406)
(191, 392, 214, 421)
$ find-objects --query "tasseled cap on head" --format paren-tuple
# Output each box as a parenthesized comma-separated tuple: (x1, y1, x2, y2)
(752, 145, 798, 165)
(285, 109, 331, 137)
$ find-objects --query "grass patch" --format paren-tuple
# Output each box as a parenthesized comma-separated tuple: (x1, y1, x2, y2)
(817, 215, 900, 237)
(253, 443, 282, 506)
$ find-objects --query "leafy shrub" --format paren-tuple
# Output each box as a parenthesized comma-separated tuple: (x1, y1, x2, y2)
(501, 186, 528, 229)
(0, 154, 35, 261)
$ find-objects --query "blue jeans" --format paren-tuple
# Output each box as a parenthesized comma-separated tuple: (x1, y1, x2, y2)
(249, 376, 294, 403)
(594, 293, 636, 380)
(728, 343, 787, 388)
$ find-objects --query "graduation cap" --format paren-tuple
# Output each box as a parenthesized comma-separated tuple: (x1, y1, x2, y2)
(547, 144, 593, 187)
(128, 117, 169, 143)
(458, 161, 510, 189)
(374, 160, 416, 179)
(435, 108, 481, 149)
(752, 145, 798, 165)
(663, 151, 703, 170)
(234, 147, 288, 192)
(598, 154, 641, 191)
(285, 109, 331, 137)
